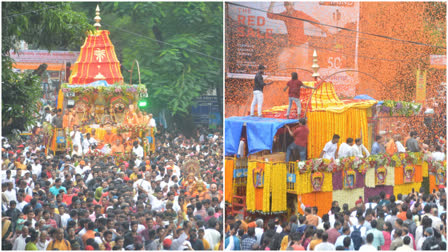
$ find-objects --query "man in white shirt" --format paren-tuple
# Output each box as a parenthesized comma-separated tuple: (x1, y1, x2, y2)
(82, 133, 97, 154)
(359, 233, 377, 251)
(148, 189, 165, 211)
(204, 218, 221, 250)
(134, 172, 152, 197)
(395, 134, 406, 153)
(70, 125, 83, 150)
(338, 138, 355, 158)
(320, 134, 340, 160)
(314, 232, 336, 251)
(12, 226, 29, 250)
(4, 182, 17, 204)
(31, 159, 42, 178)
(431, 145, 445, 161)
(254, 219, 264, 247)
(354, 138, 370, 158)
(132, 141, 144, 160)
(72, 144, 83, 158)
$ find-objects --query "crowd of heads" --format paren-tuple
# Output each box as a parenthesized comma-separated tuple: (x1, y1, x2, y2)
(2, 124, 224, 250)
(226, 188, 446, 250)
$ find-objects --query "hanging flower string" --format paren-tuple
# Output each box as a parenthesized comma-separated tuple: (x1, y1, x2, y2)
(295, 152, 438, 174)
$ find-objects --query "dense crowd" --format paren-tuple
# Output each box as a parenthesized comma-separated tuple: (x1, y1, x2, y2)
(2, 122, 224, 250)
(225, 189, 446, 251)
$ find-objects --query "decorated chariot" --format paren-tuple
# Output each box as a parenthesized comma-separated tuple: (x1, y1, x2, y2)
(225, 80, 446, 220)
(45, 6, 154, 157)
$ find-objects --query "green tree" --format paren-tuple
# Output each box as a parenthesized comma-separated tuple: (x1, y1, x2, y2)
(2, 2, 92, 136)
(73, 2, 223, 120)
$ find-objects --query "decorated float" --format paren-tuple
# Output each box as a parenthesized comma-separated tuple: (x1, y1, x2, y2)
(45, 6, 154, 156)
(225, 80, 446, 219)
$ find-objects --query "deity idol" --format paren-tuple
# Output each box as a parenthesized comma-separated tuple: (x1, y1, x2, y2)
(182, 173, 197, 194)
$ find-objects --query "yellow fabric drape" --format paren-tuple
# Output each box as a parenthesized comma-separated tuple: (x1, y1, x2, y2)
(224, 158, 235, 203)
(271, 163, 287, 212)
(307, 109, 369, 159)
(57, 89, 64, 110)
(332, 188, 365, 209)
(246, 161, 256, 212)
(263, 162, 272, 213)
(394, 182, 421, 198)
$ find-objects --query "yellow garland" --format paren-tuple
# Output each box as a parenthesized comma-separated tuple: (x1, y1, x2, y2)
(263, 162, 272, 213)
(365, 168, 376, 188)
(246, 161, 256, 212)
(271, 163, 287, 212)
(322, 172, 333, 192)
(332, 188, 365, 209)
(422, 161, 429, 177)
(297, 172, 313, 194)
(394, 182, 421, 198)
(385, 166, 395, 186)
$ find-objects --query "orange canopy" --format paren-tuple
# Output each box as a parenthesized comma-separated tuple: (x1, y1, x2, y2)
(69, 30, 123, 85)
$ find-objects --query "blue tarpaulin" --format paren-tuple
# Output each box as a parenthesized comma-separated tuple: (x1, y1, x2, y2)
(225, 116, 299, 156)
(354, 94, 376, 100)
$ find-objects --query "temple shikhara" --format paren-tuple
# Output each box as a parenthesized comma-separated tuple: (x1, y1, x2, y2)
(48, 5, 154, 156)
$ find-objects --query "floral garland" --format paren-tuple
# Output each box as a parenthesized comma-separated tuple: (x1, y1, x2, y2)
(422, 153, 447, 173)
(296, 152, 429, 174)
(61, 83, 148, 98)
(378, 100, 422, 117)
(116, 124, 148, 134)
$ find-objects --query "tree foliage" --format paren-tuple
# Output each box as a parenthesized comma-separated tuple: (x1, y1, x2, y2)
(2, 2, 92, 136)
(73, 2, 223, 116)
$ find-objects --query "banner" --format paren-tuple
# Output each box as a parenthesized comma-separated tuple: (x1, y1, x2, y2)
(415, 69, 427, 105)
(430, 55, 446, 69)
(226, 1, 360, 96)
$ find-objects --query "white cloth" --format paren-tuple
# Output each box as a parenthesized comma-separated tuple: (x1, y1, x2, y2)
(359, 244, 378, 251)
(431, 151, 446, 161)
(133, 179, 152, 195)
(204, 228, 221, 250)
(36, 240, 50, 250)
(4, 189, 17, 203)
(322, 141, 338, 160)
(314, 242, 336, 251)
(396, 244, 415, 252)
(70, 131, 83, 150)
(353, 144, 370, 158)
(254, 227, 264, 247)
(149, 118, 156, 128)
(396, 141, 406, 153)
(12, 235, 28, 250)
(72, 148, 83, 157)
(237, 140, 245, 157)
(148, 194, 165, 211)
(338, 143, 355, 158)
(250, 90, 263, 116)
(82, 137, 98, 154)
(132, 145, 144, 159)
(31, 163, 42, 177)
(61, 213, 71, 228)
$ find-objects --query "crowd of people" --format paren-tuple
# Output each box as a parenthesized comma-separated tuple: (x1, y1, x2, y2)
(2, 118, 224, 250)
(225, 189, 446, 250)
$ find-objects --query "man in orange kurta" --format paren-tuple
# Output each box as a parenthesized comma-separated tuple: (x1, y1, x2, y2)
(111, 139, 124, 155)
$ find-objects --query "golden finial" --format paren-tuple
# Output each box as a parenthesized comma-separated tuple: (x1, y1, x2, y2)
(94, 5, 101, 29)
(311, 49, 320, 80)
